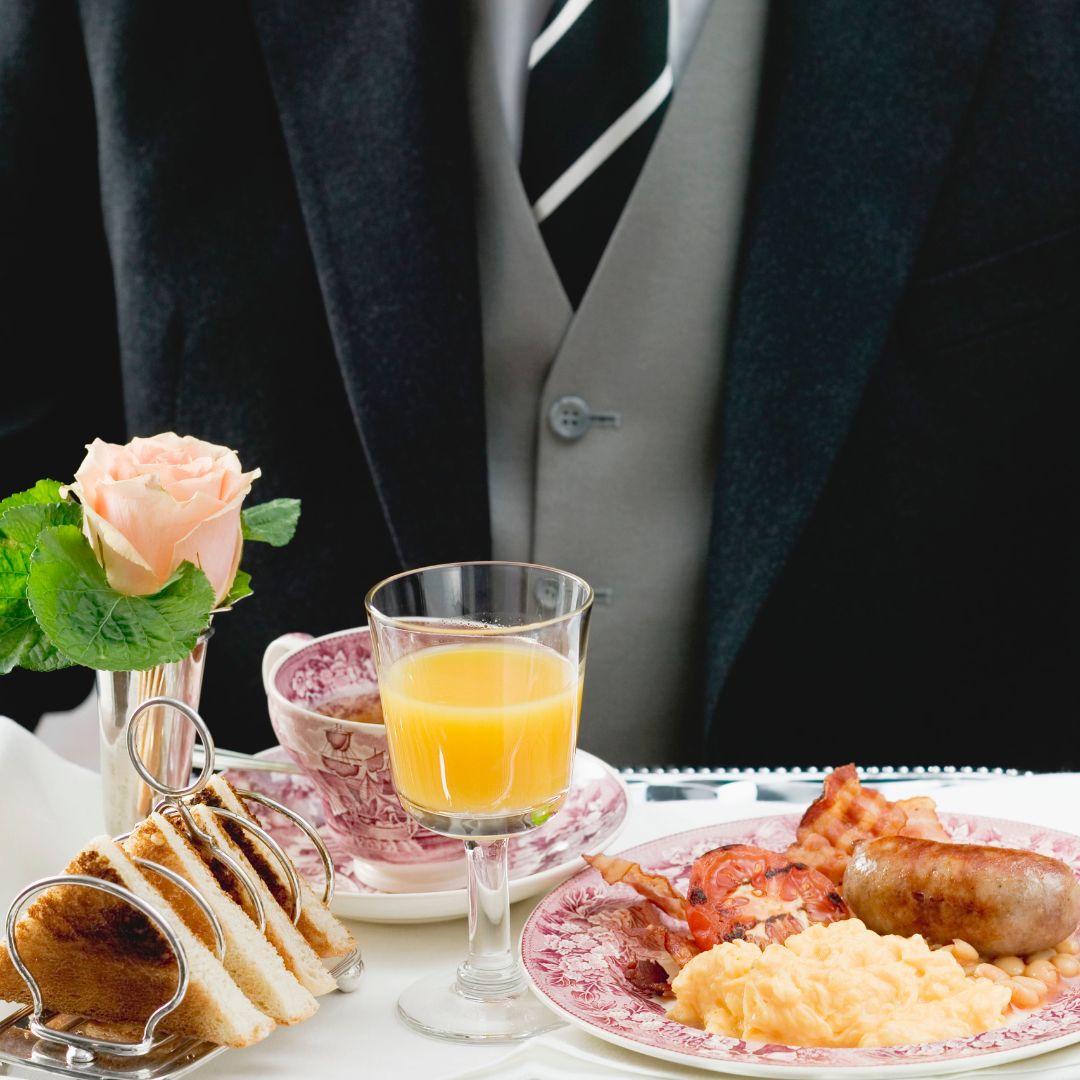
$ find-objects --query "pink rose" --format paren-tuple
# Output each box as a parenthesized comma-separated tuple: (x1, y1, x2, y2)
(66, 433, 261, 603)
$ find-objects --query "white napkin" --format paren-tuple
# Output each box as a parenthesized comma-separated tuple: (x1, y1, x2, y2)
(445, 1026, 709, 1078)
(445, 1031, 1080, 1079)
(0, 717, 104, 904)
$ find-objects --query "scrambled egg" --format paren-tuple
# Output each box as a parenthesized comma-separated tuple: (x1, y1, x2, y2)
(668, 918, 1011, 1048)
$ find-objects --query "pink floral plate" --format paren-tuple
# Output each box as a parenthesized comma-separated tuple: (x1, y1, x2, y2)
(225, 747, 628, 923)
(521, 813, 1080, 1079)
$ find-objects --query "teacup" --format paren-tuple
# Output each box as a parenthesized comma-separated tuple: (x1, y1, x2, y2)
(262, 628, 465, 893)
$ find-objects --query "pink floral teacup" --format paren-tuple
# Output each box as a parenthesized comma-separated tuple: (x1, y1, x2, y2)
(262, 628, 465, 892)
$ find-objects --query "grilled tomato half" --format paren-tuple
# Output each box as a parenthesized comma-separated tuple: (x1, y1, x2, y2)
(686, 844, 848, 950)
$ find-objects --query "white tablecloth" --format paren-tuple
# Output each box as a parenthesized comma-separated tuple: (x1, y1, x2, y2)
(3, 716, 1080, 1079)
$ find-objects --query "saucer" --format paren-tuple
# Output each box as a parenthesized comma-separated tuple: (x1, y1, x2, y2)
(224, 747, 629, 923)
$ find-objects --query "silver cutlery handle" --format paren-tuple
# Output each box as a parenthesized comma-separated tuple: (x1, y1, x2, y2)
(191, 746, 303, 775)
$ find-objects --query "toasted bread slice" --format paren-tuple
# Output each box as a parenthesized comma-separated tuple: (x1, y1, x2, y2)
(122, 813, 319, 1024)
(187, 806, 336, 996)
(193, 776, 356, 959)
(0, 836, 273, 1048)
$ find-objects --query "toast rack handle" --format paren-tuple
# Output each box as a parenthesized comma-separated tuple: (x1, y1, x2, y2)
(5, 875, 189, 1062)
(127, 697, 215, 800)
(156, 800, 269, 934)
(164, 802, 307, 926)
(201, 806, 305, 926)
(236, 789, 336, 907)
(131, 857, 227, 963)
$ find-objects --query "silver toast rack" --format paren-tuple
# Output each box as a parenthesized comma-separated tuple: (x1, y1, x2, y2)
(0, 696, 363, 1079)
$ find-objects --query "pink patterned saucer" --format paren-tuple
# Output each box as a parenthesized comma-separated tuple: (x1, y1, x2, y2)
(522, 813, 1080, 1079)
(226, 746, 628, 923)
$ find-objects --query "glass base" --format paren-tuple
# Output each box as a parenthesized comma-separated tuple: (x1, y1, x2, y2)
(397, 969, 563, 1043)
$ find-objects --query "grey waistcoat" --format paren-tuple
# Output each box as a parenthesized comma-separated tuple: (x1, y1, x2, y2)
(468, 0, 768, 765)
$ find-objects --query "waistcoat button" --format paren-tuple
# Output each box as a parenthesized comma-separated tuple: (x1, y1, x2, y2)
(548, 395, 592, 440)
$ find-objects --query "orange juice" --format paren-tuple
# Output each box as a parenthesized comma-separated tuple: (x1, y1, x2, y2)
(378, 640, 581, 815)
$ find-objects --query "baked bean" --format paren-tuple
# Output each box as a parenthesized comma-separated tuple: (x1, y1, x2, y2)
(974, 963, 1009, 983)
(951, 939, 979, 964)
(1025, 959, 1059, 986)
(1026, 949, 1056, 965)
(1009, 980, 1041, 1010)
(1053, 953, 1080, 977)
(1057, 937, 1079, 955)
(1010, 975, 1048, 1010)
(994, 955, 1026, 977)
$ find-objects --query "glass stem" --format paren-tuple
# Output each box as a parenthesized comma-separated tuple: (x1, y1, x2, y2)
(456, 838, 524, 999)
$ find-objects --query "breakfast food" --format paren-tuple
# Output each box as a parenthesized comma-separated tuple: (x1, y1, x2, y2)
(586, 842, 849, 964)
(965, 938, 1080, 1009)
(193, 775, 355, 959)
(601, 901, 702, 995)
(668, 919, 1012, 1048)
(685, 845, 847, 949)
(187, 805, 338, 996)
(122, 811, 319, 1024)
(584, 763, 1080, 1052)
(0, 836, 274, 1047)
(583, 854, 687, 920)
(584, 766, 946, 979)
(844, 835, 1080, 957)
(785, 764, 949, 884)
(0, 777, 360, 1050)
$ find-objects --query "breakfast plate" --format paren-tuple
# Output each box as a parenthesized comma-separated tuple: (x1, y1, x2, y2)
(521, 813, 1080, 1079)
(226, 746, 628, 923)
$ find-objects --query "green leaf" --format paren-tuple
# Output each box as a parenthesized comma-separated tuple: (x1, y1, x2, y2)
(218, 569, 253, 609)
(0, 483, 82, 672)
(26, 525, 215, 671)
(0, 541, 34, 673)
(241, 498, 301, 547)
(0, 540, 72, 673)
(0, 501, 82, 547)
(17, 637, 75, 672)
(0, 479, 67, 521)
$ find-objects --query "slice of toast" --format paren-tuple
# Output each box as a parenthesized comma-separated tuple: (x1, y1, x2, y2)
(0, 836, 274, 1048)
(122, 812, 319, 1025)
(194, 776, 356, 959)
(187, 805, 336, 996)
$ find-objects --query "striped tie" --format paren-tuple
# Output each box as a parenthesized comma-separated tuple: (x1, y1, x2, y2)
(521, 0, 672, 308)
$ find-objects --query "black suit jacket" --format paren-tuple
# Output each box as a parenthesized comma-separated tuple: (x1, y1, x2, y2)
(1, 1, 1077, 768)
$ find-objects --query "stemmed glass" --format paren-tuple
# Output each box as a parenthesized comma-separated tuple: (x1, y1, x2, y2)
(365, 561, 593, 1041)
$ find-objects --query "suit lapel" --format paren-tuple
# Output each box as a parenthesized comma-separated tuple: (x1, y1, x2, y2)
(250, 0, 489, 568)
(704, 0, 1003, 730)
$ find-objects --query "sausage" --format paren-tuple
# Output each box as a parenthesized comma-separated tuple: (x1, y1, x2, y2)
(842, 835, 1080, 957)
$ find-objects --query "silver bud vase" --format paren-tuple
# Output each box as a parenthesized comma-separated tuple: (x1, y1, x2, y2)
(97, 628, 213, 833)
